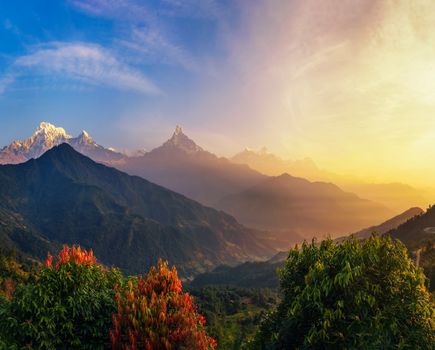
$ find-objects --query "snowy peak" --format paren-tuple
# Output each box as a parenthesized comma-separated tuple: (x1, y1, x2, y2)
(0, 122, 124, 164)
(73, 130, 94, 145)
(158, 126, 203, 154)
(174, 125, 183, 136)
(0, 122, 73, 164)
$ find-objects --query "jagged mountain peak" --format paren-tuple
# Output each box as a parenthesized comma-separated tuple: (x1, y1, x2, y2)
(35, 121, 71, 137)
(156, 126, 203, 154)
(74, 130, 94, 144)
(0, 122, 124, 164)
(174, 125, 183, 136)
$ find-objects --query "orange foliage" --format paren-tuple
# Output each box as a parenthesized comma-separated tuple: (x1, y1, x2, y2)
(110, 260, 217, 350)
(44, 245, 98, 269)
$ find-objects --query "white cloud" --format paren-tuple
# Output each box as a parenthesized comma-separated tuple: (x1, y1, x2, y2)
(118, 27, 198, 71)
(15, 42, 161, 95)
(69, 0, 203, 72)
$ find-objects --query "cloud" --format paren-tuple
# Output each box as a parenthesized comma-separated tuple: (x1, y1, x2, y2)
(69, 0, 152, 21)
(117, 27, 199, 71)
(69, 0, 206, 72)
(15, 42, 161, 95)
(0, 75, 15, 94)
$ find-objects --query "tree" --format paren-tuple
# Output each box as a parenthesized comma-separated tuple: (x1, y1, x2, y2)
(110, 260, 217, 350)
(0, 245, 122, 350)
(254, 235, 435, 349)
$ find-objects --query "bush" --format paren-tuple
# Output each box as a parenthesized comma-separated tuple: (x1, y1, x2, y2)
(0, 245, 122, 350)
(110, 260, 217, 350)
(0, 249, 29, 300)
(254, 236, 435, 349)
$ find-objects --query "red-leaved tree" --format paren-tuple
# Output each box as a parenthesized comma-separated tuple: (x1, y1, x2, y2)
(110, 260, 217, 350)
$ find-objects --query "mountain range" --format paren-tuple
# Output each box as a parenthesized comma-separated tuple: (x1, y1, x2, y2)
(217, 173, 394, 239)
(0, 122, 124, 165)
(116, 126, 267, 207)
(231, 147, 432, 213)
(0, 122, 408, 241)
(0, 144, 275, 278)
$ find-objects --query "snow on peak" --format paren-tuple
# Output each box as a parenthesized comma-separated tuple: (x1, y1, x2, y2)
(36, 122, 71, 139)
(157, 126, 203, 154)
(77, 130, 93, 142)
(174, 125, 183, 136)
(0, 122, 123, 164)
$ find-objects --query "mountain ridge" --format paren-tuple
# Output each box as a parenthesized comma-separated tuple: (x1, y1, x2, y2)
(0, 143, 275, 277)
(216, 173, 394, 240)
(117, 127, 267, 206)
(0, 122, 125, 165)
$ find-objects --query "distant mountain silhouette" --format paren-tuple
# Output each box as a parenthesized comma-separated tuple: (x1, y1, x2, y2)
(216, 173, 394, 239)
(231, 148, 431, 213)
(0, 144, 275, 277)
(387, 205, 435, 249)
(117, 127, 266, 206)
(336, 207, 424, 242)
(232, 148, 327, 179)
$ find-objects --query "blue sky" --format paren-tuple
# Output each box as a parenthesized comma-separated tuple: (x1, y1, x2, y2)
(1, 0, 435, 186)
(0, 0, 241, 151)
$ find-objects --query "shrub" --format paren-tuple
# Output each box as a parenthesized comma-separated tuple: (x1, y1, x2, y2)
(110, 260, 217, 350)
(0, 245, 122, 350)
(254, 235, 435, 349)
(0, 250, 29, 300)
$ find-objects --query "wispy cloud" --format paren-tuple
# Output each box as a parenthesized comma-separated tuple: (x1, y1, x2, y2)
(69, 0, 208, 72)
(69, 0, 152, 21)
(118, 27, 199, 71)
(0, 75, 15, 94)
(14, 42, 161, 95)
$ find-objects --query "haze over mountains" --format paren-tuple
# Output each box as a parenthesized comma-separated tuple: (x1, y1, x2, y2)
(1, 122, 430, 242)
(0, 121, 433, 285)
(217, 173, 393, 239)
(231, 148, 432, 213)
(117, 126, 266, 207)
(0, 144, 274, 277)
(335, 207, 424, 242)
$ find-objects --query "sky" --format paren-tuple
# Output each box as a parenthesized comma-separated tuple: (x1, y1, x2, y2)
(1, 0, 435, 186)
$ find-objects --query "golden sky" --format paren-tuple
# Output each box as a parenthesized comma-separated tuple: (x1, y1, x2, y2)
(1, 0, 434, 188)
(187, 0, 435, 187)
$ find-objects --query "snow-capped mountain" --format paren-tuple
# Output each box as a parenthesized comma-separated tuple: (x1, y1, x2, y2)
(153, 125, 204, 155)
(116, 126, 267, 206)
(0, 122, 125, 164)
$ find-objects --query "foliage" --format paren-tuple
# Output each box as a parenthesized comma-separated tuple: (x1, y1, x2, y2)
(190, 287, 279, 350)
(110, 260, 217, 350)
(419, 241, 435, 292)
(0, 245, 123, 350)
(0, 249, 30, 300)
(254, 235, 435, 349)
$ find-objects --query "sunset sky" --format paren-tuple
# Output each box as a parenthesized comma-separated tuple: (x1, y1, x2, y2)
(1, 0, 435, 186)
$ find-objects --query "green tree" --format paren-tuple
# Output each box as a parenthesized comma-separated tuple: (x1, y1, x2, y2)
(254, 236, 435, 349)
(0, 245, 123, 350)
